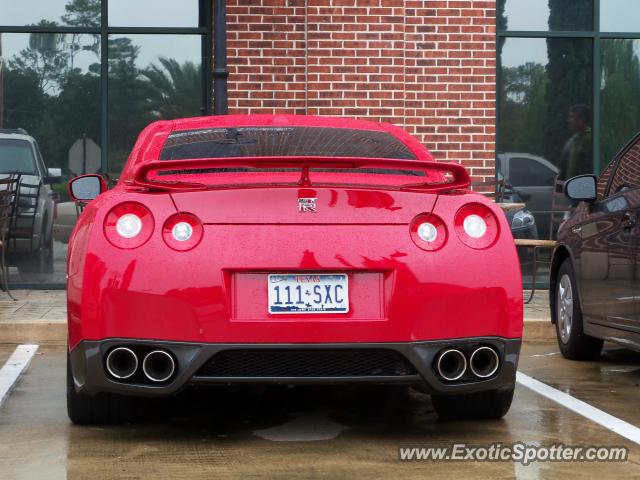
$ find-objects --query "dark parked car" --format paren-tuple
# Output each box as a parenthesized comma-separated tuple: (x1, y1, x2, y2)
(498, 152, 569, 240)
(0, 129, 60, 274)
(550, 132, 640, 359)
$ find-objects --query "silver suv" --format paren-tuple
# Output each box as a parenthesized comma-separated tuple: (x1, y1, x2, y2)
(0, 129, 60, 275)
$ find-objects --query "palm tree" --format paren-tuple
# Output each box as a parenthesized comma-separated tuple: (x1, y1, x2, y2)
(143, 57, 202, 119)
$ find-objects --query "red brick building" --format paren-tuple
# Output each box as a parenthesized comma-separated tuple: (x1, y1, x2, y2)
(225, 1, 497, 182)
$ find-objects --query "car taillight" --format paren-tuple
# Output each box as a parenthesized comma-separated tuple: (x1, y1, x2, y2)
(410, 213, 447, 251)
(104, 202, 154, 249)
(454, 203, 499, 249)
(162, 213, 203, 251)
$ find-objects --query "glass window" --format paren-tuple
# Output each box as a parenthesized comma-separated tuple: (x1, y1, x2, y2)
(108, 0, 201, 28)
(0, 0, 100, 28)
(107, 34, 203, 173)
(499, 37, 593, 179)
(600, 0, 640, 32)
(509, 156, 556, 187)
(499, 37, 591, 241)
(160, 127, 417, 160)
(0, 139, 37, 174)
(498, 0, 593, 32)
(601, 39, 640, 168)
(0, 32, 100, 284)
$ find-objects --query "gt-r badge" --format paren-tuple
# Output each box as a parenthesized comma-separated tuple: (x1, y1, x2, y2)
(298, 197, 317, 213)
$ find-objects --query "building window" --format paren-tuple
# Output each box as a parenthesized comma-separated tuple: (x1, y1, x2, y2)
(498, 0, 640, 286)
(0, 0, 211, 286)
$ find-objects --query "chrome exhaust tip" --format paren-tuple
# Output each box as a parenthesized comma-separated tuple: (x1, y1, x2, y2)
(142, 350, 176, 382)
(105, 347, 138, 379)
(436, 349, 467, 381)
(469, 346, 499, 378)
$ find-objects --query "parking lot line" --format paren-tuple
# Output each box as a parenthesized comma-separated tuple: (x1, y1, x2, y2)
(0, 344, 39, 408)
(517, 371, 640, 446)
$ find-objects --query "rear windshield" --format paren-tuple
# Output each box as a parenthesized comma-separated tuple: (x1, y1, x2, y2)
(160, 127, 417, 160)
(0, 139, 36, 174)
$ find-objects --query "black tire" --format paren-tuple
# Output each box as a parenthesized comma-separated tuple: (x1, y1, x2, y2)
(67, 352, 139, 425)
(554, 258, 603, 360)
(431, 388, 514, 420)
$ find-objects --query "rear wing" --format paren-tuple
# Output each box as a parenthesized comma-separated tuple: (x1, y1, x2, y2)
(126, 156, 471, 193)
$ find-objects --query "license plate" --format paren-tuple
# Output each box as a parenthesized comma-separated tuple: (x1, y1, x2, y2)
(268, 274, 349, 314)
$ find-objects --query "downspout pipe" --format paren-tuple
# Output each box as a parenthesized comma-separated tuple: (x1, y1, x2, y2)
(213, 0, 228, 115)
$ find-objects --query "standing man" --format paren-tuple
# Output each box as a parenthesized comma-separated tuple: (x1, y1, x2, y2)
(560, 104, 592, 180)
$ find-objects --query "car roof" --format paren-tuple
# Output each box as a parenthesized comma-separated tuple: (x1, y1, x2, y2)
(0, 132, 35, 143)
(497, 152, 559, 174)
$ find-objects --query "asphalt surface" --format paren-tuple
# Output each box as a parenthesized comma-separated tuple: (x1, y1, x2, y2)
(1, 343, 639, 479)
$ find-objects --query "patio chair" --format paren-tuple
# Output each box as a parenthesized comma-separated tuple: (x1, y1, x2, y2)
(470, 178, 506, 203)
(514, 176, 564, 304)
(0, 174, 18, 299)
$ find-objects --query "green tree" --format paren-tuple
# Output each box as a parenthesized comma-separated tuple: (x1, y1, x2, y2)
(144, 58, 202, 119)
(8, 20, 69, 94)
(601, 39, 640, 167)
(107, 37, 156, 172)
(544, 1, 593, 168)
(498, 62, 548, 154)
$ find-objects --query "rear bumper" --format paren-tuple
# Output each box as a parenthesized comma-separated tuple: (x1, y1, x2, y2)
(70, 336, 521, 397)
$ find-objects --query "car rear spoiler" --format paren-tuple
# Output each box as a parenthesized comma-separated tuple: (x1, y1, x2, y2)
(126, 156, 471, 193)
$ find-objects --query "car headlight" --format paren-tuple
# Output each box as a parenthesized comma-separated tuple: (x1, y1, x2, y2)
(511, 210, 535, 229)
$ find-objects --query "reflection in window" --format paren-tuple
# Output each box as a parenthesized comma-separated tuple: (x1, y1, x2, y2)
(0, 139, 37, 174)
(499, 37, 591, 242)
(107, 34, 203, 173)
(601, 39, 640, 167)
(499, 37, 593, 179)
(609, 142, 640, 194)
(0, 32, 101, 172)
(509, 156, 557, 187)
(0, 0, 100, 28)
(497, 0, 593, 32)
(108, 0, 201, 28)
(601, 0, 640, 32)
(0, 30, 100, 284)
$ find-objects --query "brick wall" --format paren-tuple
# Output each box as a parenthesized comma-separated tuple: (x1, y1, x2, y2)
(224, 0, 497, 181)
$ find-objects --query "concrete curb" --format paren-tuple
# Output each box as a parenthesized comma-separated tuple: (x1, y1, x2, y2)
(0, 322, 67, 345)
(1, 318, 556, 345)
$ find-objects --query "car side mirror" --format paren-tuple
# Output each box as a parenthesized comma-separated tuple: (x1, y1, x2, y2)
(564, 175, 597, 203)
(69, 174, 107, 202)
(46, 168, 62, 184)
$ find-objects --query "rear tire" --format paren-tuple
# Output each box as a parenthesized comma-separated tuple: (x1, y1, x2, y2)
(431, 388, 514, 420)
(67, 352, 139, 425)
(554, 258, 603, 360)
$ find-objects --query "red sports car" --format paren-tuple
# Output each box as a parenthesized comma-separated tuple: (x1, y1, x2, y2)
(66, 115, 523, 424)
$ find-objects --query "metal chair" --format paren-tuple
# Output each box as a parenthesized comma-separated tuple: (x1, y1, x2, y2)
(9, 175, 42, 254)
(471, 178, 506, 203)
(514, 176, 565, 304)
(0, 174, 18, 299)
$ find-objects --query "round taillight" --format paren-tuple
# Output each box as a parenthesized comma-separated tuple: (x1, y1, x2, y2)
(410, 213, 447, 251)
(454, 203, 499, 249)
(104, 202, 153, 249)
(163, 213, 203, 251)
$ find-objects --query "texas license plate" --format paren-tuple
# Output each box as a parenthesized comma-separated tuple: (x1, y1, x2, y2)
(267, 274, 349, 314)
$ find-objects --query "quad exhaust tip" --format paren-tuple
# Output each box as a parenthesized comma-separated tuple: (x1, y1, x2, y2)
(105, 347, 138, 379)
(469, 346, 500, 378)
(143, 350, 176, 383)
(436, 349, 467, 381)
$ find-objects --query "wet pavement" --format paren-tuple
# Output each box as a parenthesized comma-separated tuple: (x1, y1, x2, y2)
(1, 343, 640, 479)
